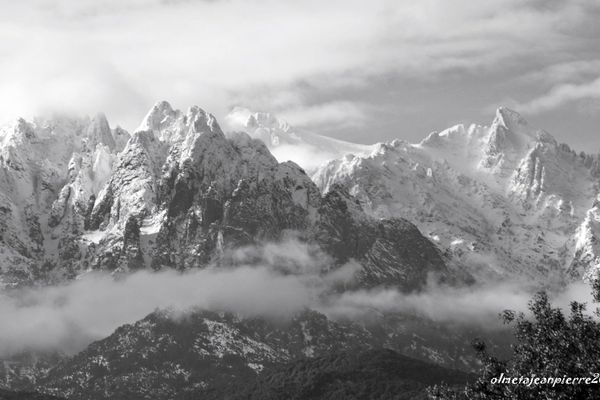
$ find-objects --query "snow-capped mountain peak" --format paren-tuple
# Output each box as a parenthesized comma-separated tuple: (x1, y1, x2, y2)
(224, 107, 375, 171)
(86, 113, 116, 151)
(136, 100, 177, 134)
(0, 102, 448, 290)
(493, 106, 529, 134)
(313, 107, 600, 283)
(246, 110, 291, 136)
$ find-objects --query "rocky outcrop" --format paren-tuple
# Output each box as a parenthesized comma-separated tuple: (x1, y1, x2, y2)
(0, 102, 449, 290)
(30, 308, 479, 400)
(314, 107, 600, 283)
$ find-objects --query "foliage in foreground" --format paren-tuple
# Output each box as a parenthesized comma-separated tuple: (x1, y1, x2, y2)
(429, 284, 600, 400)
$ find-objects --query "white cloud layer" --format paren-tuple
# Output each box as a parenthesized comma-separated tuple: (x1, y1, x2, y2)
(278, 101, 367, 129)
(0, 0, 598, 139)
(0, 239, 593, 357)
(516, 76, 600, 114)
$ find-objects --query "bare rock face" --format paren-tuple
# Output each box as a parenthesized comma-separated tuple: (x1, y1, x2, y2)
(0, 114, 129, 287)
(0, 102, 448, 290)
(312, 186, 447, 288)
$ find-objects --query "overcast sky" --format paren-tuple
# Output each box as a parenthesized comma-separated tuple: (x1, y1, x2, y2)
(1, 0, 599, 150)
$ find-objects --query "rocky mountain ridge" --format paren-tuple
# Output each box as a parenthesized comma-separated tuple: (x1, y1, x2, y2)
(0, 103, 559, 400)
(2, 308, 483, 400)
(313, 107, 600, 283)
(0, 102, 447, 290)
(225, 107, 375, 172)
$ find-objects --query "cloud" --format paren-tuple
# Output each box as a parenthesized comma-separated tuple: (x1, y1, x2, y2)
(278, 101, 367, 129)
(519, 60, 600, 85)
(322, 280, 594, 327)
(508, 58, 600, 115)
(0, 0, 389, 127)
(0, 239, 357, 356)
(268, 144, 339, 171)
(515, 76, 600, 114)
(0, 0, 598, 134)
(0, 237, 594, 357)
(223, 105, 375, 171)
(0, 267, 313, 356)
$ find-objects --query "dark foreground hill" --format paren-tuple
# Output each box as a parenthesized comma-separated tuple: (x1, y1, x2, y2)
(9, 309, 479, 400)
(0, 390, 64, 400)
(221, 349, 472, 400)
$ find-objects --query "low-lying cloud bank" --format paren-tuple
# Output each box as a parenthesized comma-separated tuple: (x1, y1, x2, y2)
(0, 240, 594, 356)
(322, 280, 594, 325)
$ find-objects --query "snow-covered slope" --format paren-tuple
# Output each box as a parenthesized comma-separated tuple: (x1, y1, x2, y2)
(0, 114, 128, 287)
(314, 107, 600, 284)
(225, 107, 375, 172)
(0, 102, 448, 290)
(5, 103, 595, 287)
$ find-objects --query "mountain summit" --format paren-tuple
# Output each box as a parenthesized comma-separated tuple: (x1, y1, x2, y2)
(0, 102, 447, 290)
(225, 107, 375, 171)
(314, 107, 600, 283)
(2, 104, 597, 286)
(0, 104, 593, 400)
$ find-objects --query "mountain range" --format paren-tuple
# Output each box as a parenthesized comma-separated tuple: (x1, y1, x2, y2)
(235, 106, 600, 284)
(0, 101, 447, 291)
(0, 102, 595, 399)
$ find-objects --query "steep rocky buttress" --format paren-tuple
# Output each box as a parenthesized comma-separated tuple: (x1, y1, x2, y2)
(0, 101, 448, 290)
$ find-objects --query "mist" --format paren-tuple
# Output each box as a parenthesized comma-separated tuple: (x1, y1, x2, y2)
(322, 280, 594, 326)
(0, 239, 594, 357)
